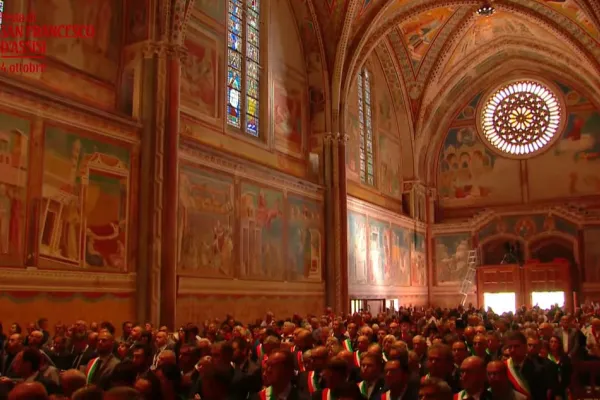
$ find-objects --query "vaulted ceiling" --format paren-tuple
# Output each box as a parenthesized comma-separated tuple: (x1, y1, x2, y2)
(295, 0, 600, 182)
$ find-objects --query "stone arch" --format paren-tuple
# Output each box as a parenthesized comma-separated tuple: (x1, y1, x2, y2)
(527, 233, 581, 292)
(478, 234, 526, 265)
(420, 54, 600, 185)
(341, 0, 600, 119)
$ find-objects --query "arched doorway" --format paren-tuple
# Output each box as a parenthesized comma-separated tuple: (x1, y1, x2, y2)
(480, 236, 526, 265)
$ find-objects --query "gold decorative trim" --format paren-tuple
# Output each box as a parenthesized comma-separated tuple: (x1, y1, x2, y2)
(0, 269, 136, 292)
(178, 277, 325, 297)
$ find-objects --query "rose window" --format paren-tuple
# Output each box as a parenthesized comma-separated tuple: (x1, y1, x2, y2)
(480, 81, 562, 157)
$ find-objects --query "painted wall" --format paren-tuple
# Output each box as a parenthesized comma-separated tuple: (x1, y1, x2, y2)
(347, 197, 428, 306)
(2, 0, 123, 110)
(0, 91, 139, 326)
(181, 0, 322, 181)
(345, 51, 410, 213)
(436, 81, 600, 210)
(175, 146, 325, 320)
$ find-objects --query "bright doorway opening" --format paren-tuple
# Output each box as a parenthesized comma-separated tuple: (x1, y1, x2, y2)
(531, 291, 565, 310)
(483, 292, 516, 314)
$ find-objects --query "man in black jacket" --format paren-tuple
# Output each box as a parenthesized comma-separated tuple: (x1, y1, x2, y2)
(505, 331, 551, 400)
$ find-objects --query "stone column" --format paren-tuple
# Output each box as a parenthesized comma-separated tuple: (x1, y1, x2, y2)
(325, 132, 349, 315)
(426, 188, 436, 305)
(160, 44, 185, 329)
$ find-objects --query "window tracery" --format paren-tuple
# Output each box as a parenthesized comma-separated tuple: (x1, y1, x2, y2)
(358, 68, 374, 185)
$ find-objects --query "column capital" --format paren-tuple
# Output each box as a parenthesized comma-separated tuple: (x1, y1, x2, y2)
(324, 132, 349, 143)
(142, 41, 187, 61)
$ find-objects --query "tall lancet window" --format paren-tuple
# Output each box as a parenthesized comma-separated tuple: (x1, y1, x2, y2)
(357, 68, 374, 185)
(0, 1, 4, 30)
(227, 0, 261, 137)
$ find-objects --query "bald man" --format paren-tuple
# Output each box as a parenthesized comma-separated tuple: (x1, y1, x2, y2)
(337, 349, 361, 383)
(60, 369, 87, 398)
(457, 357, 491, 400)
(486, 361, 527, 400)
(294, 329, 314, 372)
(8, 382, 48, 400)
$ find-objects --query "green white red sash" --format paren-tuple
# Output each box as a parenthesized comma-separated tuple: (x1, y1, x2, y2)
(453, 389, 468, 400)
(308, 370, 320, 393)
(548, 353, 559, 364)
(506, 359, 530, 397)
(342, 338, 353, 352)
(296, 351, 305, 372)
(321, 388, 333, 400)
(258, 386, 276, 400)
(383, 352, 388, 362)
(380, 390, 393, 400)
(256, 343, 264, 359)
(353, 351, 361, 367)
(357, 381, 368, 397)
(86, 357, 101, 384)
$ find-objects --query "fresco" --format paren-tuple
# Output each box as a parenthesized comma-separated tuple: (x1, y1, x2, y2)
(239, 182, 284, 280)
(124, 0, 149, 44)
(555, 81, 588, 106)
(390, 225, 411, 286)
(348, 211, 368, 284)
(178, 165, 234, 276)
(195, 0, 226, 23)
(584, 228, 600, 282)
(181, 31, 219, 119)
(399, 7, 456, 71)
(477, 214, 577, 242)
(273, 78, 305, 158)
(30, 0, 122, 82)
(540, 0, 599, 40)
(368, 218, 389, 284)
(0, 113, 30, 261)
(378, 84, 394, 133)
(443, 12, 555, 75)
(434, 233, 471, 284)
(410, 232, 427, 286)
(527, 110, 600, 201)
(437, 126, 522, 207)
(40, 127, 130, 269)
(379, 134, 402, 198)
(287, 195, 322, 281)
(455, 93, 481, 121)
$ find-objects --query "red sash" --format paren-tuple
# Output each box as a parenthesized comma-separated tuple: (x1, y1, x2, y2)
(296, 351, 305, 372)
(505, 359, 530, 398)
(321, 388, 332, 400)
(256, 343, 264, 359)
(307, 371, 320, 393)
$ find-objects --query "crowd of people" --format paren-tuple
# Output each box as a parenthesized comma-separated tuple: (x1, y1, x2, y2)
(1, 303, 600, 400)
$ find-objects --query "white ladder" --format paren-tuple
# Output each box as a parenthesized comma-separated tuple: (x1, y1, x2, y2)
(459, 249, 478, 306)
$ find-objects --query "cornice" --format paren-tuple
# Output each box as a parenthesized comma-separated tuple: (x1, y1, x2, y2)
(178, 277, 325, 297)
(347, 196, 426, 232)
(0, 269, 136, 292)
(349, 285, 428, 297)
(179, 142, 325, 200)
(0, 79, 141, 143)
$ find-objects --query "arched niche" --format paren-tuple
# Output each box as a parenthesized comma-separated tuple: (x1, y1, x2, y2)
(479, 234, 526, 266)
(528, 234, 581, 292)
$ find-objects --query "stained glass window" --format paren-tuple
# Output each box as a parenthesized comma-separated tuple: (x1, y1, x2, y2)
(481, 80, 561, 158)
(227, 0, 261, 136)
(358, 68, 374, 185)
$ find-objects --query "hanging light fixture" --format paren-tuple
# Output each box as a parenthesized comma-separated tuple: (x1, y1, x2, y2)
(476, 0, 495, 16)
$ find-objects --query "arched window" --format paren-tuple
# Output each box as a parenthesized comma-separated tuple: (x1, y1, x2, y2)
(357, 68, 374, 185)
(227, 0, 261, 137)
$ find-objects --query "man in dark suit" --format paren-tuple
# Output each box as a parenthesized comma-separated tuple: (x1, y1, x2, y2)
(456, 357, 493, 400)
(381, 356, 419, 400)
(231, 337, 262, 396)
(505, 331, 550, 400)
(357, 352, 386, 400)
(252, 349, 308, 400)
(555, 316, 580, 356)
(1, 333, 23, 377)
(297, 346, 328, 395)
(311, 357, 348, 400)
(86, 330, 120, 390)
(10, 347, 60, 395)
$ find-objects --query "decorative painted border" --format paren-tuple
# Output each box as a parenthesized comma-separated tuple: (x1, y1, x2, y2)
(348, 196, 426, 232)
(0, 269, 136, 293)
(178, 277, 324, 296)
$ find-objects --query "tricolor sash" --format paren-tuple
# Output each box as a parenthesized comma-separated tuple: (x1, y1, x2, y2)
(321, 388, 333, 400)
(380, 390, 393, 400)
(307, 370, 320, 393)
(85, 357, 101, 384)
(548, 353, 559, 364)
(353, 351, 361, 367)
(342, 338, 353, 352)
(258, 386, 276, 400)
(453, 390, 468, 400)
(256, 343, 264, 359)
(357, 381, 368, 397)
(296, 351, 305, 372)
(506, 359, 530, 397)
(261, 354, 269, 369)
(383, 352, 388, 362)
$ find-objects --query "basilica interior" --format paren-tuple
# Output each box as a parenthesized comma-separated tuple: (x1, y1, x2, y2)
(0, 0, 600, 329)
